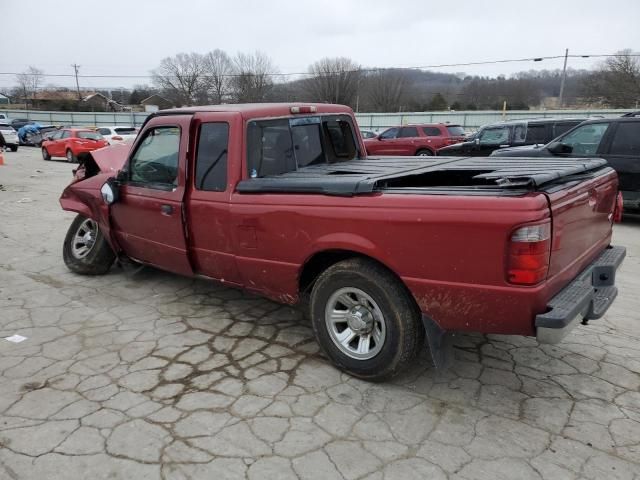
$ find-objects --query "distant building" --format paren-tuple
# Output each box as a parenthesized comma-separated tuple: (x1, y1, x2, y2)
(0, 93, 9, 105)
(140, 94, 173, 112)
(27, 91, 124, 111)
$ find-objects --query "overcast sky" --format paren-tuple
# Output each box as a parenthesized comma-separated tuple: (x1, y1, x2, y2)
(2, 0, 639, 91)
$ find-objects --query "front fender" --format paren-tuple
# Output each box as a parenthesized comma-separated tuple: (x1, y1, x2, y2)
(59, 174, 120, 254)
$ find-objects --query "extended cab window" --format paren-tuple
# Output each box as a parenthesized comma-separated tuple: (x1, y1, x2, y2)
(247, 116, 359, 178)
(129, 126, 180, 187)
(195, 123, 229, 191)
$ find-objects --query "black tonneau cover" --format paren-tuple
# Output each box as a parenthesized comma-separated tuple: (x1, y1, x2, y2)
(236, 156, 610, 196)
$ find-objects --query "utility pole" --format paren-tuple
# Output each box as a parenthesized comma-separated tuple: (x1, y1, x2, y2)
(558, 48, 569, 109)
(71, 64, 82, 101)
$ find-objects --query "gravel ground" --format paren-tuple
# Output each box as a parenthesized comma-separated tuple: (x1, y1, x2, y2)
(0, 147, 639, 480)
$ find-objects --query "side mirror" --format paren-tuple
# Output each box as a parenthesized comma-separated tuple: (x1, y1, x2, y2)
(100, 177, 120, 205)
(547, 141, 572, 154)
(474, 138, 480, 146)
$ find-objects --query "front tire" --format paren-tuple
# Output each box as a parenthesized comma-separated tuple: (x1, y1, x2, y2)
(63, 215, 115, 275)
(42, 147, 51, 160)
(310, 258, 423, 381)
(10, 146, 17, 152)
(66, 149, 77, 163)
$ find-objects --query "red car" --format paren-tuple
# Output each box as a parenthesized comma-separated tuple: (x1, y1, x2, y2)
(364, 123, 466, 156)
(58, 103, 625, 381)
(42, 128, 108, 162)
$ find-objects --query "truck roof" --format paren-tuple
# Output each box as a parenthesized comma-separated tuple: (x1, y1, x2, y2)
(154, 103, 354, 120)
(236, 156, 610, 196)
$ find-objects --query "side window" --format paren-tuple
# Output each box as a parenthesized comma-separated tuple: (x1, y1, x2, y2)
(609, 122, 640, 156)
(61, 130, 71, 139)
(514, 125, 527, 143)
(247, 119, 295, 177)
(52, 131, 63, 140)
(560, 123, 609, 155)
(525, 124, 547, 144)
(422, 127, 441, 136)
(379, 128, 399, 139)
(479, 127, 509, 145)
(324, 118, 357, 161)
(195, 123, 229, 191)
(98, 128, 111, 135)
(129, 126, 180, 187)
(398, 127, 419, 138)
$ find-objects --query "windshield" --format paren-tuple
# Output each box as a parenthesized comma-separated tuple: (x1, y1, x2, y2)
(115, 127, 137, 135)
(479, 127, 510, 145)
(77, 131, 104, 140)
(446, 126, 465, 136)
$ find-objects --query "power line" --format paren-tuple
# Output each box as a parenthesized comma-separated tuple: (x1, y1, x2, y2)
(0, 53, 637, 79)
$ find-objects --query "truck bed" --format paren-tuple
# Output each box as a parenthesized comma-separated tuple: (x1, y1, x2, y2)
(236, 156, 610, 196)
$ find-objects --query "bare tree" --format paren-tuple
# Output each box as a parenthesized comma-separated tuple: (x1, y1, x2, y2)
(203, 49, 233, 104)
(364, 69, 408, 112)
(152, 53, 207, 106)
(582, 49, 640, 108)
(304, 57, 361, 107)
(15, 66, 44, 107)
(230, 51, 277, 103)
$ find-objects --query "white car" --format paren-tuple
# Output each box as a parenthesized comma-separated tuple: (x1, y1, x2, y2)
(0, 123, 19, 151)
(96, 125, 138, 145)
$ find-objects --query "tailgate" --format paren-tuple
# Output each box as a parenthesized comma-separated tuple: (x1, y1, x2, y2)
(545, 168, 618, 280)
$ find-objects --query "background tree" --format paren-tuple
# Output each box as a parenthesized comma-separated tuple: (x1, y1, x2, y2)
(203, 49, 233, 104)
(230, 51, 277, 103)
(15, 66, 44, 107)
(582, 50, 640, 108)
(363, 69, 408, 112)
(152, 53, 207, 106)
(129, 84, 158, 104)
(303, 57, 361, 107)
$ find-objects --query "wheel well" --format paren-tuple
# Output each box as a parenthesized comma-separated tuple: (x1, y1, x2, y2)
(299, 250, 421, 314)
(416, 147, 433, 155)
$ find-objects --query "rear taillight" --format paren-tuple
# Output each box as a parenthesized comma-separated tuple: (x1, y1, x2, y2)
(507, 222, 551, 285)
(112, 136, 123, 141)
(613, 191, 623, 223)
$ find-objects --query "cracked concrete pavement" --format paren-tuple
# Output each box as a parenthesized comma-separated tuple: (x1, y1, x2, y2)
(0, 147, 639, 480)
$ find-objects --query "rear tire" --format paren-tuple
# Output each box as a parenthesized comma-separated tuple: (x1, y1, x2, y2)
(416, 149, 433, 156)
(42, 147, 50, 160)
(10, 146, 17, 152)
(63, 214, 115, 275)
(310, 258, 423, 381)
(66, 149, 77, 163)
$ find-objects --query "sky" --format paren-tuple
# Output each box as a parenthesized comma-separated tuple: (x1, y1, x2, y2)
(1, 0, 639, 92)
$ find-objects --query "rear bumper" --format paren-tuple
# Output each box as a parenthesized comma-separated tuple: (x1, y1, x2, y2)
(536, 245, 626, 344)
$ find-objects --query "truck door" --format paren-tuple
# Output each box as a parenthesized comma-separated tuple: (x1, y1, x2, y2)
(109, 115, 193, 276)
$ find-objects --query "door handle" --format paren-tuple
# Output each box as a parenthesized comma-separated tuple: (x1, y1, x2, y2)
(160, 204, 173, 215)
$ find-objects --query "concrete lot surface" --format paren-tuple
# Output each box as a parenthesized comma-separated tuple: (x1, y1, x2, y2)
(0, 147, 639, 480)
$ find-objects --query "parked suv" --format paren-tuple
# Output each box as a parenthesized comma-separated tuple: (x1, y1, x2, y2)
(492, 117, 640, 211)
(364, 123, 466, 156)
(438, 118, 587, 157)
(0, 123, 19, 151)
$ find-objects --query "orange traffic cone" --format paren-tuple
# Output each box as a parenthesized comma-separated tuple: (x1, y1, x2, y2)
(0, 150, 4, 166)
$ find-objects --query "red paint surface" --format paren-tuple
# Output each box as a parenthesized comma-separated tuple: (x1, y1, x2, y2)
(60, 104, 618, 337)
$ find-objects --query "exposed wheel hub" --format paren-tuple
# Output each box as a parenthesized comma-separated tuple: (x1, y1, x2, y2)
(347, 306, 373, 334)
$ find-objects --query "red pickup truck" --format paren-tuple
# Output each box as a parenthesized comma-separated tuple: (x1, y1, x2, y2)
(59, 103, 626, 381)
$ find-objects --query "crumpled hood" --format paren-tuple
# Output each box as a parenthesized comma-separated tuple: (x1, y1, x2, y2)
(90, 142, 132, 173)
